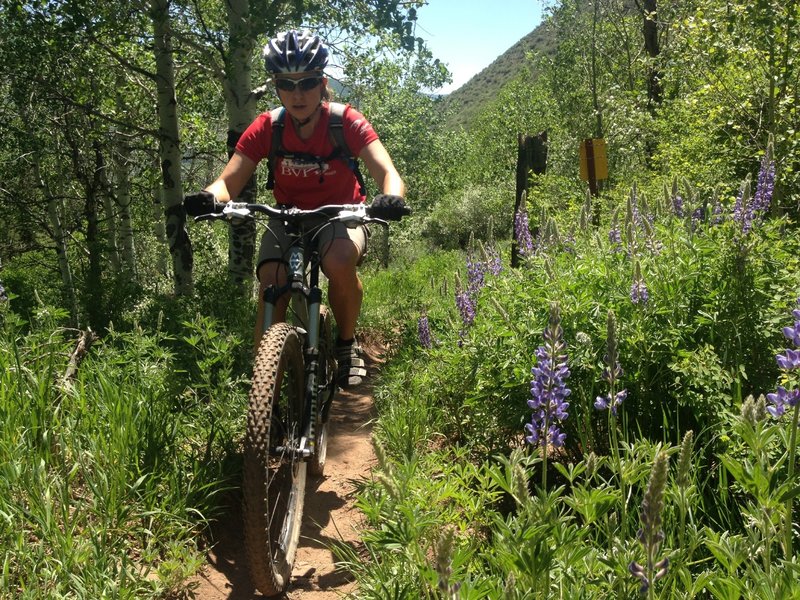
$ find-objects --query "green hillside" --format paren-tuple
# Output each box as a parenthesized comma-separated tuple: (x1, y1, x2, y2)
(443, 21, 555, 127)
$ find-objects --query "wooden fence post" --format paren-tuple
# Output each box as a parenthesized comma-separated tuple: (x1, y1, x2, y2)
(511, 131, 547, 268)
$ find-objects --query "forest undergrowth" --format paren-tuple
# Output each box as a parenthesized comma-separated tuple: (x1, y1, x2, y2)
(349, 165, 800, 598)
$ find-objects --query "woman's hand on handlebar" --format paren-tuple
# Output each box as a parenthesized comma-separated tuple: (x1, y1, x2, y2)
(184, 190, 223, 216)
(367, 194, 411, 221)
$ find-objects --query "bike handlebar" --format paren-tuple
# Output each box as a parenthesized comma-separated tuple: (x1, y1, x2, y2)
(193, 201, 407, 228)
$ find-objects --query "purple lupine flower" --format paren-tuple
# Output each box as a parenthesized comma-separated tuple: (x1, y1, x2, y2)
(485, 246, 503, 276)
(418, 315, 433, 349)
(525, 304, 571, 450)
(691, 205, 706, 230)
(752, 153, 775, 215)
(466, 255, 486, 296)
(595, 390, 628, 415)
(768, 298, 800, 420)
(632, 204, 644, 229)
(733, 181, 752, 234)
(455, 247, 498, 336)
(630, 280, 649, 305)
(782, 308, 800, 345)
(766, 386, 800, 418)
(777, 349, 800, 370)
(455, 289, 475, 329)
(595, 311, 628, 415)
(609, 226, 622, 245)
(514, 206, 534, 258)
(630, 261, 649, 305)
(672, 194, 684, 218)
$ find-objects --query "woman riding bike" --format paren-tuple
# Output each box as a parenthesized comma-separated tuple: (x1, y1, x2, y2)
(185, 29, 407, 388)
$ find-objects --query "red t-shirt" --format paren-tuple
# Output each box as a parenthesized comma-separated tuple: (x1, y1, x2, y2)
(235, 103, 379, 209)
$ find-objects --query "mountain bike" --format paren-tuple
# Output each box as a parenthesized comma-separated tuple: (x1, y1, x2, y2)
(193, 198, 408, 597)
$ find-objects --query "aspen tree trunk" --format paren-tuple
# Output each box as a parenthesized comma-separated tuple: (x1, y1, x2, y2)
(152, 163, 170, 278)
(33, 157, 79, 327)
(151, 0, 193, 295)
(84, 148, 103, 330)
(99, 145, 122, 273)
(115, 141, 137, 275)
(113, 82, 136, 275)
(224, 0, 257, 291)
(590, 0, 603, 139)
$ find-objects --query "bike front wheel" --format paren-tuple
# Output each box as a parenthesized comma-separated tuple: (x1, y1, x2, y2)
(243, 323, 307, 597)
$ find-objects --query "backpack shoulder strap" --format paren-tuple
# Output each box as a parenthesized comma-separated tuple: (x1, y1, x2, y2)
(327, 102, 367, 197)
(327, 102, 349, 158)
(266, 107, 285, 191)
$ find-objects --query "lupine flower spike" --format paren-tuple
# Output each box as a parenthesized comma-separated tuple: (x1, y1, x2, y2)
(514, 195, 534, 258)
(629, 451, 670, 597)
(769, 297, 800, 558)
(767, 298, 800, 418)
(434, 529, 461, 599)
(418, 314, 433, 349)
(676, 430, 694, 491)
(525, 303, 571, 491)
(752, 137, 775, 216)
(630, 260, 649, 305)
(454, 271, 475, 336)
(609, 208, 622, 248)
(595, 310, 627, 414)
(480, 240, 503, 276)
(741, 394, 768, 426)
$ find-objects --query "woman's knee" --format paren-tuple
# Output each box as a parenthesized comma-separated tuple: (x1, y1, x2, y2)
(322, 241, 359, 277)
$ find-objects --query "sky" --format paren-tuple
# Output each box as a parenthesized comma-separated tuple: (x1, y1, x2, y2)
(414, 1, 545, 94)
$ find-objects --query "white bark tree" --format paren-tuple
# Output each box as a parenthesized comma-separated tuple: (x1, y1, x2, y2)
(150, 0, 193, 295)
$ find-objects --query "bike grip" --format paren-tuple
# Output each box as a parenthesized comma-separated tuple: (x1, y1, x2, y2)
(184, 190, 222, 216)
(367, 195, 411, 221)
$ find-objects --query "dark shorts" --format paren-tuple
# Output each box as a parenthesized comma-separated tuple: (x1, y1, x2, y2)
(256, 218, 368, 275)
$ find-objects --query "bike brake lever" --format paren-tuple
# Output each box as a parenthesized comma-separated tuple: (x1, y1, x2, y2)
(194, 213, 222, 222)
(365, 217, 389, 228)
(223, 203, 253, 220)
(334, 206, 369, 227)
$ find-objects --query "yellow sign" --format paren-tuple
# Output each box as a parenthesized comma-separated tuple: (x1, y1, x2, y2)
(579, 138, 608, 181)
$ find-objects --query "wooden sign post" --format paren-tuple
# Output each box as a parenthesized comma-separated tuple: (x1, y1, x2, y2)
(512, 131, 548, 268)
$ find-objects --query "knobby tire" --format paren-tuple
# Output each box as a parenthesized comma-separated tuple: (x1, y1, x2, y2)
(243, 323, 306, 597)
(309, 305, 336, 476)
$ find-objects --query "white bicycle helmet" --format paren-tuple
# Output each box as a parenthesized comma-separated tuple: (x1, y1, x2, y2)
(264, 30, 329, 74)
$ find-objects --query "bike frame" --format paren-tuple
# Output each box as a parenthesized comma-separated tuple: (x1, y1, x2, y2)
(261, 221, 327, 461)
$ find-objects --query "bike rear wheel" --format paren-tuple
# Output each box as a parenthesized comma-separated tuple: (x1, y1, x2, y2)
(309, 305, 337, 476)
(243, 323, 307, 597)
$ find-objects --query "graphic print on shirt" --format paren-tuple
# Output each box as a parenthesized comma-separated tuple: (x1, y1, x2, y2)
(279, 156, 339, 180)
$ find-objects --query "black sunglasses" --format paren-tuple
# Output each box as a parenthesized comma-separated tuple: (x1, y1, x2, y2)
(274, 76, 323, 92)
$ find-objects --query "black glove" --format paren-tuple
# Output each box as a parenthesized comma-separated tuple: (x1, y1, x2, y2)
(368, 194, 411, 221)
(184, 190, 222, 217)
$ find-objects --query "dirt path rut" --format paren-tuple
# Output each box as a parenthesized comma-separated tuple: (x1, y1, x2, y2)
(188, 348, 382, 600)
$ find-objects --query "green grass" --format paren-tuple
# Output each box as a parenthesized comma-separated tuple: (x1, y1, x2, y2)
(0, 308, 246, 599)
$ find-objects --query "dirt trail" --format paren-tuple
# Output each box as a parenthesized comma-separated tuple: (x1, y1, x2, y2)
(188, 346, 383, 600)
